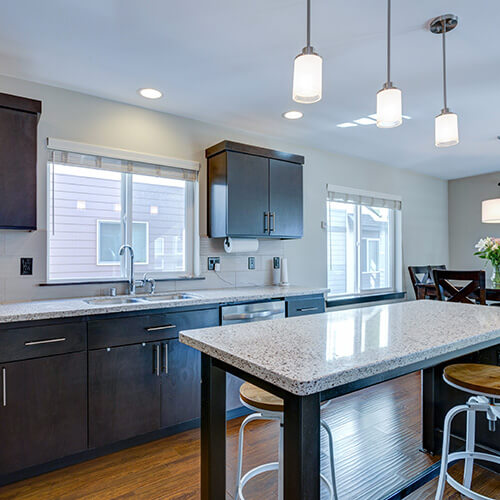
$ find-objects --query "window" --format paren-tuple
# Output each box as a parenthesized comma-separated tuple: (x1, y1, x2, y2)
(327, 185, 402, 298)
(47, 142, 199, 282)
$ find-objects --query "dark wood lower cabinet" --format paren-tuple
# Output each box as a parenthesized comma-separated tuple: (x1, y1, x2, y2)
(88, 342, 161, 448)
(0, 351, 87, 475)
(160, 339, 201, 428)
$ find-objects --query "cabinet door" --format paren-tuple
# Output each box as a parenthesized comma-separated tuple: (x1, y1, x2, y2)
(0, 352, 87, 475)
(269, 159, 303, 238)
(227, 151, 269, 237)
(160, 340, 201, 428)
(0, 107, 37, 229)
(89, 342, 161, 448)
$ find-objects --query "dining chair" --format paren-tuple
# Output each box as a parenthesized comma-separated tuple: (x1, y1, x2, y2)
(432, 270, 486, 305)
(408, 266, 433, 300)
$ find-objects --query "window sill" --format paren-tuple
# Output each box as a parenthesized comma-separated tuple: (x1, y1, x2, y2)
(39, 276, 206, 287)
(326, 291, 406, 308)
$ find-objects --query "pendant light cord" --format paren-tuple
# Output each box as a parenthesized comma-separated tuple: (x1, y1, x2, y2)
(386, 0, 391, 84)
(442, 20, 448, 111)
(306, 0, 311, 48)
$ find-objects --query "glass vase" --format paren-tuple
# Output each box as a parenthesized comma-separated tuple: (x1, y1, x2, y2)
(491, 263, 500, 287)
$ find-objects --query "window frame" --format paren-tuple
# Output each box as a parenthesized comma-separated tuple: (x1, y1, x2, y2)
(46, 152, 200, 284)
(326, 186, 402, 300)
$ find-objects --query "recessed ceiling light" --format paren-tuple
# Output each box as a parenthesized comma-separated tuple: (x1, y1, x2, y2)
(337, 122, 357, 128)
(282, 110, 303, 120)
(138, 88, 163, 99)
(354, 117, 376, 125)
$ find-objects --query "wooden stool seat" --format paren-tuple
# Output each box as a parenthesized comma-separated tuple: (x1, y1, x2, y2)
(444, 364, 500, 396)
(240, 382, 284, 412)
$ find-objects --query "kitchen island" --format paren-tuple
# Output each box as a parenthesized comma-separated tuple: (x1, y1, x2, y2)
(180, 300, 500, 500)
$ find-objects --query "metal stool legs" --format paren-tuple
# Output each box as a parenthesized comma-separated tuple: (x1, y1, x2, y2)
(235, 410, 338, 500)
(435, 396, 500, 500)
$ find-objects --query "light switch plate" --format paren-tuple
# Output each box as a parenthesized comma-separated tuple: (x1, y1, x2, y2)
(20, 257, 33, 276)
(248, 257, 256, 270)
(208, 257, 220, 271)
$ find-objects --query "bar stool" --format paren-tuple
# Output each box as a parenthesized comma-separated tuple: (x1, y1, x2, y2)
(235, 382, 338, 500)
(435, 363, 500, 500)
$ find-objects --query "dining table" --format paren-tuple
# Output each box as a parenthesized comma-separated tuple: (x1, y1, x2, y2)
(415, 282, 500, 301)
(180, 300, 500, 500)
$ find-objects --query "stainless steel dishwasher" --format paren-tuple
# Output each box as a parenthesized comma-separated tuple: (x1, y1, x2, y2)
(221, 300, 286, 411)
(221, 300, 285, 326)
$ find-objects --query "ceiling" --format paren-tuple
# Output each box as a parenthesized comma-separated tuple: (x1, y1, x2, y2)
(0, 0, 498, 180)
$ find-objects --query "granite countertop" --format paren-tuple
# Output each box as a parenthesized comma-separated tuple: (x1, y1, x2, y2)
(180, 300, 500, 396)
(0, 286, 327, 324)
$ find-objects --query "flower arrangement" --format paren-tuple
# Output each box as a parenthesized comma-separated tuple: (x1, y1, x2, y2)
(475, 237, 500, 285)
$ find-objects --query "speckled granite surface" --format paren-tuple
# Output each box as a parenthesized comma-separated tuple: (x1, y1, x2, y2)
(0, 286, 327, 324)
(180, 300, 500, 396)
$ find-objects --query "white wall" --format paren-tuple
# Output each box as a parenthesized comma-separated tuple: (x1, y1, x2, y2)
(449, 171, 500, 270)
(0, 74, 449, 302)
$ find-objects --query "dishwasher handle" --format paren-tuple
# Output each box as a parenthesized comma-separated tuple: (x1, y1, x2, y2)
(222, 310, 279, 321)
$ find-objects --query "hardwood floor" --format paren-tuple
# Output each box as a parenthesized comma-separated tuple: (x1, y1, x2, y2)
(0, 372, 498, 499)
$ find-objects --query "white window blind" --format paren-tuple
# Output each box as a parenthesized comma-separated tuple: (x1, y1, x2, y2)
(327, 184, 402, 211)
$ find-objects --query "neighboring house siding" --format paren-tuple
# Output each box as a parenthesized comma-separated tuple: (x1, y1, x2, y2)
(49, 169, 185, 280)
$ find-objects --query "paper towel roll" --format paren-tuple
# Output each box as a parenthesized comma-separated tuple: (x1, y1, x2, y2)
(280, 258, 289, 286)
(224, 237, 259, 254)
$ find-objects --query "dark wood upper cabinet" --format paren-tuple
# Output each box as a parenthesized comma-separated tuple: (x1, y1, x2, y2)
(0, 92, 41, 230)
(206, 141, 304, 239)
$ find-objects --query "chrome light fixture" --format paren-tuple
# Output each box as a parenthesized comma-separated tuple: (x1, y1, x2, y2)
(482, 183, 500, 223)
(376, 0, 402, 128)
(293, 0, 322, 104)
(430, 14, 459, 147)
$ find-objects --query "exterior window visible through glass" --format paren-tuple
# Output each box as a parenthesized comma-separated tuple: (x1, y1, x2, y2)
(327, 200, 396, 298)
(48, 163, 192, 281)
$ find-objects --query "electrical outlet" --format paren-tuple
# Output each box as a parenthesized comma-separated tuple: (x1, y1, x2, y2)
(20, 257, 33, 276)
(248, 257, 256, 270)
(273, 257, 281, 269)
(208, 257, 220, 271)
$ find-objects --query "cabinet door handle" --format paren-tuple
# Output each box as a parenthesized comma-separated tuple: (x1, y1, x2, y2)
(24, 337, 66, 346)
(264, 212, 269, 233)
(297, 307, 318, 312)
(269, 212, 275, 232)
(2, 368, 6, 407)
(146, 325, 176, 332)
(163, 343, 169, 375)
(153, 345, 160, 376)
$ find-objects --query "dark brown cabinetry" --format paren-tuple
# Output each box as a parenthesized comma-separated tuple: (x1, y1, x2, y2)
(0, 93, 41, 230)
(206, 141, 304, 239)
(0, 351, 87, 474)
(89, 342, 162, 448)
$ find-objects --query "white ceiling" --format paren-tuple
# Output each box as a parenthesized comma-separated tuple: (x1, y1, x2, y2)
(0, 0, 499, 180)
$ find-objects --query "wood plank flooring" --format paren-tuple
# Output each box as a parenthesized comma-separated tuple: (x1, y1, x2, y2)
(0, 372, 498, 499)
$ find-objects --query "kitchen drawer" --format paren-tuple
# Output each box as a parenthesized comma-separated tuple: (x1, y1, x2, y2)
(286, 296, 325, 317)
(0, 322, 87, 363)
(88, 308, 219, 349)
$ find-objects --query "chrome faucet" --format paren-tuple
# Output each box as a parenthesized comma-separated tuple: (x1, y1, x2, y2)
(119, 244, 137, 295)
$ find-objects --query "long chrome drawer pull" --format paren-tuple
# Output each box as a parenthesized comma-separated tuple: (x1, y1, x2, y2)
(163, 343, 169, 375)
(297, 307, 318, 312)
(153, 345, 160, 376)
(25, 337, 66, 346)
(146, 325, 176, 332)
(2, 368, 6, 407)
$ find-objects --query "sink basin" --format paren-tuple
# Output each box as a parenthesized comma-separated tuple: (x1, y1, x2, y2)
(84, 297, 146, 305)
(84, 293, 200, 306)
(141, 293, 200, 301)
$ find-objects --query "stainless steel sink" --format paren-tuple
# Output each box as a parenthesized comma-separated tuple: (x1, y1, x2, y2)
(84, 297, 147, 305)
(141, 293, 200, 301)
(84, 293, 199, 305)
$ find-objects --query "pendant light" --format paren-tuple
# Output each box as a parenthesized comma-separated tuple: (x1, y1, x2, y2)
(482, 183, 500, 223)
(430, 14, 459, 147)
(376, 0, 402, 128)
(292, 0, 322, 104)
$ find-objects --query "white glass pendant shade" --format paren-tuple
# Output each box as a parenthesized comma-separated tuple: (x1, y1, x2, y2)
(293, 51, 322, 104)
(482, 198, 500, 223)
(376, 86, 402, 128)
(435, 111, 459, 147)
